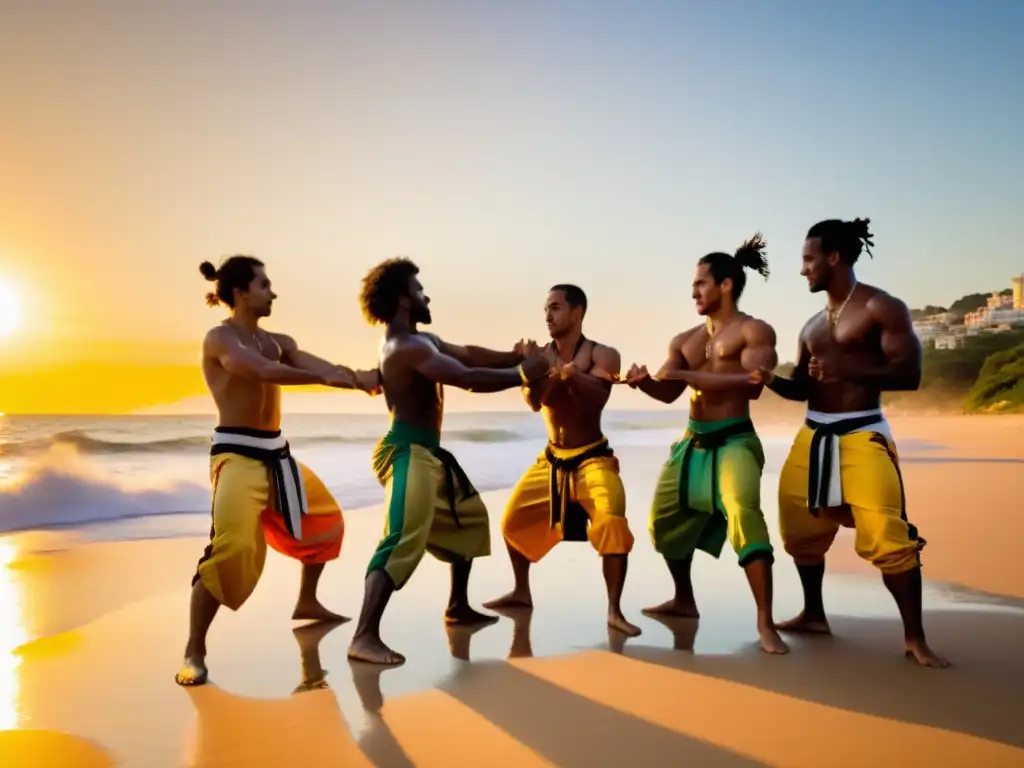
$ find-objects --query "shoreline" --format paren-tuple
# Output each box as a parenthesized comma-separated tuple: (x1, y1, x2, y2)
(6, 412, 1023, 648)
(2, 413, 1023, 765)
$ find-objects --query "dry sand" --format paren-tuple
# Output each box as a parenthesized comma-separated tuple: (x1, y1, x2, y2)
(1, 414, 1022, 766)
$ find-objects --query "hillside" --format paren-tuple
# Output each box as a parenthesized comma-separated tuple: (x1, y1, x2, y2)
(911, 288, 1013, 321)
(963, 344, 1024, 413)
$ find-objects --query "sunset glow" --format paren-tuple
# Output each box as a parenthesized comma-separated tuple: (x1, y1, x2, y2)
(0, 279, 21, 340)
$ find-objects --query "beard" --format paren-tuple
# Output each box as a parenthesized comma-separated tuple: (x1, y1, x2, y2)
(413, 305, 432, 325)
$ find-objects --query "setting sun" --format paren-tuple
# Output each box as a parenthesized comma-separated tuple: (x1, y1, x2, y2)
(0, 279, 22, 339)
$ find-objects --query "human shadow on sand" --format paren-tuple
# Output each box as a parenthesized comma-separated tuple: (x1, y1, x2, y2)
(625, 607, 1024, 750)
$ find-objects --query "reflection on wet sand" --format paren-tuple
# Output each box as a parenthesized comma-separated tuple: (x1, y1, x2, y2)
(186, 621, 375, 768)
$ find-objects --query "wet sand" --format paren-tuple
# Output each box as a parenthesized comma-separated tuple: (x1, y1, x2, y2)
(1, 414, 1023, 766)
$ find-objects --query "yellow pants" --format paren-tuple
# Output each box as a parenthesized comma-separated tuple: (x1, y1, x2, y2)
(501, 437, 634, 562)
(778, 424, 923, 575)
(366, 422, 491, 590)
(193, 454, 345, 610)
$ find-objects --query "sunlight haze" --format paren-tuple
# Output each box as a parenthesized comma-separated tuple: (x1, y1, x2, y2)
(1, 1, 1021, 413)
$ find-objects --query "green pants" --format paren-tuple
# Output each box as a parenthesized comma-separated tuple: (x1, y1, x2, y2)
(649, 415, 773, 566)
(366, 421, 491, 590)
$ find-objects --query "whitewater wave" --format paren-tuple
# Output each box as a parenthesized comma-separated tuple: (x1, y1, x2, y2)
(0, 427, 528, 458)
(0, 445, 209, 533)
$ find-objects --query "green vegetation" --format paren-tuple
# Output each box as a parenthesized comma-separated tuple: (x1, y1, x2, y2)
(920, 329, 1024, 391)
(772, 329, 1024, 413)
(911, 288, 1013, 322)
(963, 344, 1024, 413)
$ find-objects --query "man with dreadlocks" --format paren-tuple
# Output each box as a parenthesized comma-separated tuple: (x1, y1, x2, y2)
(626, 234, 789, 655)
(751, 218, 947, 668)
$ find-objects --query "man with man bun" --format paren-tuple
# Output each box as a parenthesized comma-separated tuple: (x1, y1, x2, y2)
(175, 255, 380, 686)
(627, 234, 789, 655)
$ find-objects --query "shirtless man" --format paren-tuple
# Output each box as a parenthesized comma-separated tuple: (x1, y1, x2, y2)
(483, 284, 641, 637)
(347, 257, 551, 665)
(750, 218, 948, 668)
(627, 234, 788, 654)
(175, 255, 381, 686)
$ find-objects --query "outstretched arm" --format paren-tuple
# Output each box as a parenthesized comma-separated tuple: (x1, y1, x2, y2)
(850, 295, 922, 390)
(635, 333, 691, 403)
(566, 344, 620, 408)
(665, 321, 777, 397)
(433, 336, 524, 369)
(206, 328, 324, 385)
(408, 336, 536, 393)
(274, 333, 380, 391)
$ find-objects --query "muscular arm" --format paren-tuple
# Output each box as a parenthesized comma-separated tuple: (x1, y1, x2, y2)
(407, 337, 526, 393)
(666, 321, 777, 398)
(523, 375, 556, 412)
(432, 336, 523, 369)
(206, 328, 324, 385)
(849, 295, 922, 390)
(275, 333, 380, 390)
(635, 333, 690, 404)
(567, 344, 619, 408)
(765, 337, 812, 402)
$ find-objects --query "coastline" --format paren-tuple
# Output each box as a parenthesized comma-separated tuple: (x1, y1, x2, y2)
(6, 412, 1022, 647)
(2, 413, 1023, 765)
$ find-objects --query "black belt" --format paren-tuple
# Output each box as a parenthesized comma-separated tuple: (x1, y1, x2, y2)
(210, 440, 305, 537)
(431, 445, 478, 528)
(805, 414, 882, 512)
(677, 419, 755, 519)
(804, 416, 925, 550)
(545, 438, 614, 542)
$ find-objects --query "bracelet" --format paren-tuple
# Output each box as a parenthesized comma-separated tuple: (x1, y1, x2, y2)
(518, 363, 529, 384)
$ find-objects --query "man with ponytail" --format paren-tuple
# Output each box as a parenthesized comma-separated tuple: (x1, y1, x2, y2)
(175, 255, 380, 687)
(626, 234, 789, 655)
(751, 219, 947, 668)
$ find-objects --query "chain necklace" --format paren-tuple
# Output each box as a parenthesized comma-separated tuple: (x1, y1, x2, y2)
(826, 280, 858, 337)
(704, 315, 738, 359)
(227, 320, 264, 354)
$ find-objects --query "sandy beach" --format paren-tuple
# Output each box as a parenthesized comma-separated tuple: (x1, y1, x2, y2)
(1, 413, 1023, 766)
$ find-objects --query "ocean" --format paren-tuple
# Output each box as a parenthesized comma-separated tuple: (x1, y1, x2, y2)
(0, 410, 729, 544)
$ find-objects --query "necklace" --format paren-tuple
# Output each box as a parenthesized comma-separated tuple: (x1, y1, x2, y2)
(704, 316, 735, 359)
(826, 281, 858, 336)
(227, 321, 264, 354)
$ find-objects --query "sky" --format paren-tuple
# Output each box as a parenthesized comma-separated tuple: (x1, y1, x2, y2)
(0, 0, 1022, 413)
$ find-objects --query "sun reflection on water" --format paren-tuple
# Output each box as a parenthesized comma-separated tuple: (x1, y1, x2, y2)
(0, 540, 27, 730)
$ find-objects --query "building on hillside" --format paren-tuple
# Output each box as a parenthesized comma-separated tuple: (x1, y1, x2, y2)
(934, 334, 963, 350)
(988, 308, 1024, 326)
(913, 321, 941, 341)
(1013, 275, 1023, 309)
(988, 292, 1013, 310)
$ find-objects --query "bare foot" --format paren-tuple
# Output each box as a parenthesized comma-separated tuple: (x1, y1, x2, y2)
(347, 633, 406, 666)
(776, 612, 831, 635)
(444, 605, 499, 626)
(175, 655, 209, 686)
(608, 611, 642, 637)
(905, 638, 950, 668)
(758, 624, 790, 655)
(482, 590, 533, 610)
(292, 599, 350, 623)
(641, 599, 700, 619)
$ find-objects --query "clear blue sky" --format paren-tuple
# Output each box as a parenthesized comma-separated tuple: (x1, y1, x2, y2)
(0, 1, 1021, 406)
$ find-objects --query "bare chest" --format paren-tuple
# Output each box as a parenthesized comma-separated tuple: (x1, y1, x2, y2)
(681, 324, 746, 372)
(805, 310, 879, 358)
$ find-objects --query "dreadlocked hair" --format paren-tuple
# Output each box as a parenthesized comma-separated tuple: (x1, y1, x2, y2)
(806, 217, 875, 264)
(697, 231, 769, 303)
(359, 257, 420, 325)
(733, 232, 770, 279)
